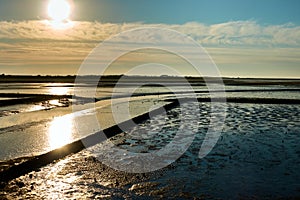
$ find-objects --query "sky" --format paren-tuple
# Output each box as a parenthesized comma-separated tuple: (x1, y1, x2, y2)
(0, 0, 299, 77)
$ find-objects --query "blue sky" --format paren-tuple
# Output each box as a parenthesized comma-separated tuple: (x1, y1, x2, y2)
(77, 0, 300, 25)
(0, 0, 299, 25)
(0, 0, 299, 77)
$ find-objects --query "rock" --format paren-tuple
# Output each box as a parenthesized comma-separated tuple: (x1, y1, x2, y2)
(16, 181, 25, 188)
(115, 180, 119, 186)
(0, 181, 6, 189)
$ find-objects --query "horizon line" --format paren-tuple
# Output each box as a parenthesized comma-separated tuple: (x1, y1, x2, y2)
(1, 74, 300, 80)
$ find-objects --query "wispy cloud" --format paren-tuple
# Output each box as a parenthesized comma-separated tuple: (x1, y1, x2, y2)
(1, 20, 300, 46)
(0, 20, 299, 77)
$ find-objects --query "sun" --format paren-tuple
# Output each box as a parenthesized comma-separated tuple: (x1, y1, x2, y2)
(48, 0, 71, 22)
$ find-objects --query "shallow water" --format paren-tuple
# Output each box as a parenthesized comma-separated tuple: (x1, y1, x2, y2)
(0, 95, 167, 161)
(87, 102, 300, 198)
(2, 102, 299, 199)
(0, 83, 300, 161)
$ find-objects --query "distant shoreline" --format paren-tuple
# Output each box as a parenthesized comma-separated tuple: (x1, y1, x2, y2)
(0, 75, 300, 86)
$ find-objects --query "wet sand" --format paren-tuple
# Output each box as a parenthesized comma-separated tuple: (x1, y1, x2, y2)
(0, 77, 300, 199)
(1, 96, 300, 181)
(0, 99, 177, 183)
(0, 101, 299, 199)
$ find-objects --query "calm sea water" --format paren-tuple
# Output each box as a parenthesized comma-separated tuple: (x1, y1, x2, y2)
(0, 83, 299, 161)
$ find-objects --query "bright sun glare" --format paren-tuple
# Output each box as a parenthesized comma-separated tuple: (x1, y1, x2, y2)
(48, 0, 71, 22)
(48, 115, 74, 149)
(49, 86, 69, 95)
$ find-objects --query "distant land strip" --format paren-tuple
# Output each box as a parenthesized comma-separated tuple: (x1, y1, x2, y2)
(0, 75, 300, 86)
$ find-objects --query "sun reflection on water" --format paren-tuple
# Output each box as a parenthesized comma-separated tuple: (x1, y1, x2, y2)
(49, 87, 69, 95)
(48, 115, 74, 149)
